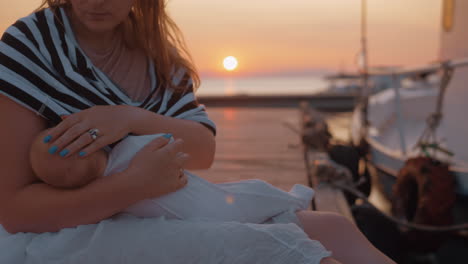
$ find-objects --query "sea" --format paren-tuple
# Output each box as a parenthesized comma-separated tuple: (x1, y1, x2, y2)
(196, 76, 329, 97)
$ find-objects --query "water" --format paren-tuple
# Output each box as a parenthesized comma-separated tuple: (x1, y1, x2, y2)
(196, 76, 329, 96)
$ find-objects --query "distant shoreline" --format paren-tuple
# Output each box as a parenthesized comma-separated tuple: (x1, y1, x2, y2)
(198, 94, 356, 112)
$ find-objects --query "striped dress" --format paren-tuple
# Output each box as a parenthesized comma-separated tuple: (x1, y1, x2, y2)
(0, 7, 216, 135)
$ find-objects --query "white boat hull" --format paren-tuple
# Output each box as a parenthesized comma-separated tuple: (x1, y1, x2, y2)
(352, 83, 468, 196)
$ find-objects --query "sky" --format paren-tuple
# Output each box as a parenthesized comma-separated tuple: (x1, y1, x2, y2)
(0, 0, 442, 77)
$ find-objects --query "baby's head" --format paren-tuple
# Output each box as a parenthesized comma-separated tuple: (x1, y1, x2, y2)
(30, 128, 109, 188)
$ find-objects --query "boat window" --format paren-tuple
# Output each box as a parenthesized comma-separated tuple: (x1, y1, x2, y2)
(442, 0, 455, 32)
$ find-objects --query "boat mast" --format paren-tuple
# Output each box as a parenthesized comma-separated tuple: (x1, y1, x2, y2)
(360, 0, 370, 127)
(361, 0, 369, 79)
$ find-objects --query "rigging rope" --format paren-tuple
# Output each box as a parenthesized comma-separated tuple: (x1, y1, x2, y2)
(415, 62, 455, 158)
(329, 180, 468, 233)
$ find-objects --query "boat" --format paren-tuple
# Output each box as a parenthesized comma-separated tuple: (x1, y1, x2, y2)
(323, 66, 411, 96)
(352, 0, 468, 198)
(347, 1, 468, 263)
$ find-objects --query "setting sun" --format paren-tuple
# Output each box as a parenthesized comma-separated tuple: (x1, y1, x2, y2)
(223, 56, 238, 71)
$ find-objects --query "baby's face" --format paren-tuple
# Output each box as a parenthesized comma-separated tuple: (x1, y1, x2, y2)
(30, 129, 109, 188)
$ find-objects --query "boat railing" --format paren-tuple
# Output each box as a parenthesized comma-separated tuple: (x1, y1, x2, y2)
(365, 57, 468, 78)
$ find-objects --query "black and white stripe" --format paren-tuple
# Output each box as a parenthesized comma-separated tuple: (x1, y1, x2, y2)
(0, 7, 216, 136)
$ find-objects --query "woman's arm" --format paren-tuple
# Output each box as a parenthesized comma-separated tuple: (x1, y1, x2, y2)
(127, 105, 216, 170)
(2, 172, 142, 234)
(47, 105, 215, 171)
(0, 95, 144, 233)
(0, 95, 186, 234)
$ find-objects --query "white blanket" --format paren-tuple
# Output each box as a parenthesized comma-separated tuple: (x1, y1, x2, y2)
(0, 214, 331, 264)
(107, 134, 314, 225)
(0, 134, 332, 263)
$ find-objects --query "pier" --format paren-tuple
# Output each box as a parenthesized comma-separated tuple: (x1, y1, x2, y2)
(194, 103, 354, 217)
(193, 107, 307, 191)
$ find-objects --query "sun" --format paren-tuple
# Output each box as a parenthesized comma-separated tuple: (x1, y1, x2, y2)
(223, 56, 238, 71)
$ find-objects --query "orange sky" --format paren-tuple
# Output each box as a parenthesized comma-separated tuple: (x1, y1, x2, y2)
(1, 0, 442, 76)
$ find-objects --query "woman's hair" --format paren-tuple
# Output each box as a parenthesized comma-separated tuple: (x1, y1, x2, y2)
(37, 0, 200, 92)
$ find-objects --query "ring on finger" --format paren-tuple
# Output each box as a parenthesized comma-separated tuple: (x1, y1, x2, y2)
(88, 128, 100, 140)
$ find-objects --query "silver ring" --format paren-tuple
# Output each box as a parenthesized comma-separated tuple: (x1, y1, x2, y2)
(88, 128, 100, 140)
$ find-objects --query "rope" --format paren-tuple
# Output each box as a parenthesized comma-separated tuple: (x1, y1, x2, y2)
(415, 62, 455, 158)
(301, 146, 468, 233)
(302, 150, 468, 233)
(328, 181, 468, 233)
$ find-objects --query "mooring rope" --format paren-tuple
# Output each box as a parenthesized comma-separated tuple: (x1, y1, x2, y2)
(327, 180, 468, 233)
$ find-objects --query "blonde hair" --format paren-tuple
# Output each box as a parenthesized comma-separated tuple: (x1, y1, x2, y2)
(37, 0, 200, 92)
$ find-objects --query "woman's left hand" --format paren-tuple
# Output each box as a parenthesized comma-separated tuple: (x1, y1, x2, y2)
(44, 105, 139, 158)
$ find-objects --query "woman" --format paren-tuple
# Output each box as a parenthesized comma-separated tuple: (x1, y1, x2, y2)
(0, 1, 394, 263)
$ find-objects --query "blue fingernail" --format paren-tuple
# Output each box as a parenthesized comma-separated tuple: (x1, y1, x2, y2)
(59, 149, 70, 157)
(79, 151, 86, 157)
(163, 133, 172, 139)
(43, 135, 52, 143)
(48, 146, 58, 154)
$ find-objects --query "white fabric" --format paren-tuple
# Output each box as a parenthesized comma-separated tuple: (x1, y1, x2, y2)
(0, 134, 332, 263)
(0, 214, 331, 264)
(105, 134, 314, 225)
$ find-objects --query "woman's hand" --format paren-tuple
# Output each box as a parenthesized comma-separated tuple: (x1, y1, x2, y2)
(125, 136, 189, 199)
(44, 105, 138, 158)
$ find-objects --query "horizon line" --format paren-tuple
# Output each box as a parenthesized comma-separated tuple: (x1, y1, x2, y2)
(199, 68, 337, 78)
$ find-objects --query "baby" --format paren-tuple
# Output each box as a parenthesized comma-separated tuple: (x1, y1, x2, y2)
(30, 129, 314, 224)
